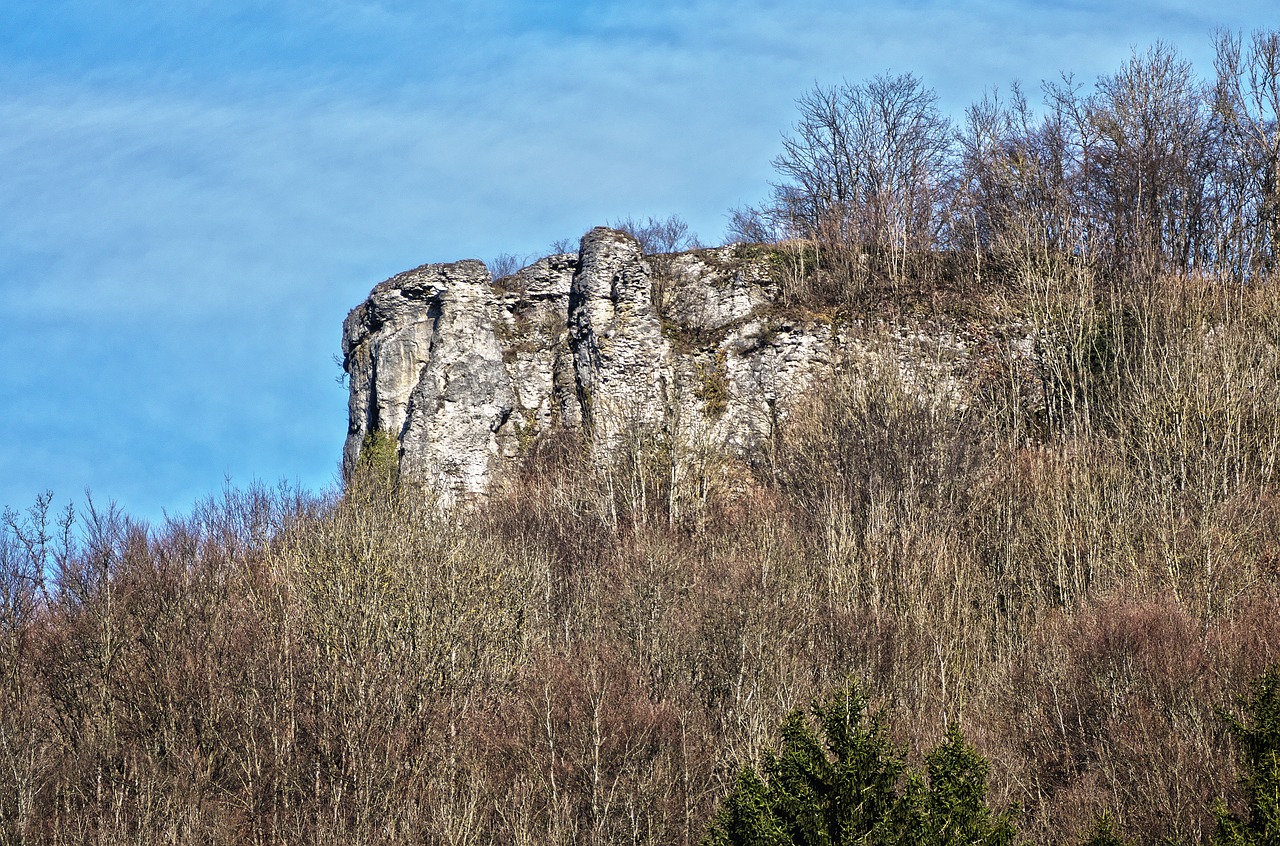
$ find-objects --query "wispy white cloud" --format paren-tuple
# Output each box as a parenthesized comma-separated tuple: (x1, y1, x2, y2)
(1, 0, 1274, 521)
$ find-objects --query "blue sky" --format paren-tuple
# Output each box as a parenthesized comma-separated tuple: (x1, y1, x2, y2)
(1, 0, 1272, 525)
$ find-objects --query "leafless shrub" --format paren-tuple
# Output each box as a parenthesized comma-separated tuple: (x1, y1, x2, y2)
(1214, 29, 1280, 275)
(724, 203, 787, 245)
(487, 251, 523, 280)
(610, 214, 702, 255)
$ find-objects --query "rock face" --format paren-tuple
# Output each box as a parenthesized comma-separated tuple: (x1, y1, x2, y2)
(342, 227, 1030, 502)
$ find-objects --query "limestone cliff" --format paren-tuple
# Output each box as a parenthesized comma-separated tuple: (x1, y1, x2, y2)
(342, 227, 1032, 501)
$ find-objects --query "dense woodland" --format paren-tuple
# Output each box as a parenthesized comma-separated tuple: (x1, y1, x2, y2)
(4, 32, 1280, 846)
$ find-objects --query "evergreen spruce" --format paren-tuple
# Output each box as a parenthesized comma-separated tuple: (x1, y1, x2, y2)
(899, 724, 1017, 846)
(705, 682, 1017, 846)
(1213, 666, 1280, 845)
(1076, 812, 1130, 846)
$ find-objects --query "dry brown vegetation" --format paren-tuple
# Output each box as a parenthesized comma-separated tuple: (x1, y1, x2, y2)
(4, 31, 1280, 846)
(3, 263, 1279, 845)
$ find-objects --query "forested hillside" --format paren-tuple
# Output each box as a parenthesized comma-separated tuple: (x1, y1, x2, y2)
(3, 32, 1280, 846)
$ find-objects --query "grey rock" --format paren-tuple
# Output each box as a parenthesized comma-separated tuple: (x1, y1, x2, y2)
(568, 228, 671, 449)
(341, 229, 1038, 501)
(343, 260, 514, 503)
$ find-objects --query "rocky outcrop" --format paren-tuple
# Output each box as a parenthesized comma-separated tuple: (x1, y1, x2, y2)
(342, 227, 1032, 502)
(568, 228, 671, 449)
(342, 260, 515, 495)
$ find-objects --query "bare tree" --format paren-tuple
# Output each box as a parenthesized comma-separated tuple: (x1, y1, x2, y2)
(770, 73, 954, 260)
(487, 252, 522, 280)
(953, 82, 1100, 279)
(724, 202, 787, 245)
(610, 214, 701, 255)
(953, 84, 1080, 275)
(1215, 29, 1280, 275)
(1086, 42, 1212, 276)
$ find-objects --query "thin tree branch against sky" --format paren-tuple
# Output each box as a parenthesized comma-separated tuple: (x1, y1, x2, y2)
(0, 0, 1272, 524)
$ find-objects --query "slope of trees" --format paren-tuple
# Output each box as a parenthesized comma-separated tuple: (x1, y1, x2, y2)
(734, 32, 1280, 295)
(3, 266, 1279, 844)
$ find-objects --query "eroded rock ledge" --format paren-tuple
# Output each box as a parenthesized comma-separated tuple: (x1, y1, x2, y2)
(342, 227, 1033, 502)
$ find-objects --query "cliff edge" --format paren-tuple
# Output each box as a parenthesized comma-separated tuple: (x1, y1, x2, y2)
(342, 227, 1030, 502)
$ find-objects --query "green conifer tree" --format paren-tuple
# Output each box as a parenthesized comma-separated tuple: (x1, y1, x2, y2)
(1213, 666, 1280, 846)
(897, 724, 1016, 846)
(1076, 812, 1130, 846)
(705, 682, 1018, 846)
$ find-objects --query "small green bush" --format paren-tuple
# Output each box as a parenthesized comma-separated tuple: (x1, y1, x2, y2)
(353, 427, 400, 491)
(696, 350, 730, 418)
